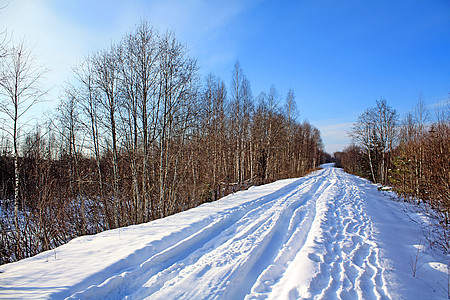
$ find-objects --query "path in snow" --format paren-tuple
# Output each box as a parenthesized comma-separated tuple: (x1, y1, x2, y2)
(1, 166, 448, 299)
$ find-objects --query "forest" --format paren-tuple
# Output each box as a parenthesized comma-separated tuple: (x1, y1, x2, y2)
(0, 21, 327, 264)
(336, 98, 450, 251)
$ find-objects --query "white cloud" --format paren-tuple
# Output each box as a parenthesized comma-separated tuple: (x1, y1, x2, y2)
(315, 121, 353, 154)
(428, 97, 449, 110)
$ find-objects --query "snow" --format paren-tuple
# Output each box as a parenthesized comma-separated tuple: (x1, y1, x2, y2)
(1, 166, 448, 299)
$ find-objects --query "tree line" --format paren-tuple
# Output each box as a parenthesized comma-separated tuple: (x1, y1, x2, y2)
(336, 98, 450, 251)
(0, 21, 326, 264)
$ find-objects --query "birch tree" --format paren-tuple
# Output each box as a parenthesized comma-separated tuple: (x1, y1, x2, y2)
(92, 46, 122, 228)
(73, 57, 111, 228)
(230, 61, 253, 184)
(0, 42, 47, 258)
(157, 31, 198, 218)
(120, 21, 160, 222)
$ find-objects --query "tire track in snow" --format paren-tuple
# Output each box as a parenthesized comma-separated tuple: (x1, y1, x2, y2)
(67, 172, 325, 299)
(129, 174, 328, 299)
(245, 170, 335, 299)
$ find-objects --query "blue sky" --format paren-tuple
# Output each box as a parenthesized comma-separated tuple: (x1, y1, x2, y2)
(1, 0, 449, 153)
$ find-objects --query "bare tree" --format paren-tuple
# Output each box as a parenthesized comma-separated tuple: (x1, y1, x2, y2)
(198, 74, 227, 199)
(374, 99, 398, 184)
(350, 109, 378, 182)
(73, 57, 110, 228)
(284, 89, 298, 175)
(0, 3, 8, 59)
(229, 61, 253, 185)
(120, 21, 160, 222)
(284, 89, 297, 127)
(0, 30, 7, 59)
(350, 99, 398, 184)
(396, 98, 430, 199)
(0, 41, 47, 259)
(57, 85, 87, 233)
(156, 31, 198, 218)
(92, 46, 122, 228)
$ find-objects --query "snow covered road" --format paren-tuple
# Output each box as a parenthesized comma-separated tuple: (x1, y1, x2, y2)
(1, 166, 448, 299)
